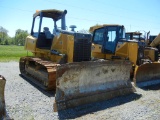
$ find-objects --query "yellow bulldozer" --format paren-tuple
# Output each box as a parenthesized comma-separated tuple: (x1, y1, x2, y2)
(89, 28, 160, 87)
(124, 31, 160, 86)
(125, 31, 159, 62)
(0, 75, 6, 119)
(19, 9, 135, 111)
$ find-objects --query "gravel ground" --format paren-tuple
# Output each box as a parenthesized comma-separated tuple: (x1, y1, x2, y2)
(0, 62, 160, 120)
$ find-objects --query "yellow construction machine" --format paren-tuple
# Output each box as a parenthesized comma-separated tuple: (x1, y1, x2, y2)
(125, 31, 159, 62)
(149, 33, 160, 52)
(0, 75, 6, 119)
(125, 31, 146, 43)
(19, 9, 135, 111)
(90, 25, 160, 87)
(125, 31, 160, 51)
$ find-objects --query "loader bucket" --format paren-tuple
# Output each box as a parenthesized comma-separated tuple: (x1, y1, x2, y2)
(0, 75, 6, 119)
(54, 60, 135, 111)
(134, 63, 160, 87)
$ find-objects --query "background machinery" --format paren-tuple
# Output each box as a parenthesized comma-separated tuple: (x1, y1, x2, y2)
(125, 31, 159, 62)
(125, 31, 160, 50)
(90, 25, 160, 87)
(125, 32, 145, 42)
(19, 9, 135, 111)
(149, 34, 160, 53)
(0, 75, 6, 119)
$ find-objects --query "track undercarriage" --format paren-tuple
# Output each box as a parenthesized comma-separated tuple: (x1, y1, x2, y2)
(19, 57, 59, 90)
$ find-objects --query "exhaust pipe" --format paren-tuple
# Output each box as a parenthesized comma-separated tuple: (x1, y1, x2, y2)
(61, 10, 67, 30)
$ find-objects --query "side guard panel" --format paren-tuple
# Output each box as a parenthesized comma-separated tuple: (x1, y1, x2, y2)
(54, 60, 135, 111)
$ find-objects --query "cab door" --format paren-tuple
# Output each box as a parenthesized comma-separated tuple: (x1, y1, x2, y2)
(103, 27, 118, 54)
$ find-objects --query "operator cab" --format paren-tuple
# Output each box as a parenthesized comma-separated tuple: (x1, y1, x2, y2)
(125, 32, 145, 41)
(31, 9, 67, 49)
(92, 24, 125, 54)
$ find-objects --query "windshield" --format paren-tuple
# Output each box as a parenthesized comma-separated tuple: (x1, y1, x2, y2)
(107, 27, 117, 42)
(125, 33, 144, 41)
(93, 27, 105, 45)
(93, 26, 125, 43)
(31, 15, 62, 38)
(133, 35, 140, 40)
(92, 25, 125, 53)
(32, 17, 54, 35)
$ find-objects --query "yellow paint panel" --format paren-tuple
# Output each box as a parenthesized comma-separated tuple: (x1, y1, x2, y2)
(92, 44, 102, 53)
(67, 35, 74, 62)
(115, 42, 128, 58)
(34, 48, 50, 59)
(52, 35, 63, 52)
(52, 33, 68, 54)
(105, 54, 113, 59)
(92, 52, 106, 59)
(116, 42, 138, 65)
(25, 35, 37, 52)
(150, 33, 160, 47)
(51, 33, 74, 63)
(91, 43, 105, 59)
(128, 43, 138, 65)
(144, 49, 155, 61)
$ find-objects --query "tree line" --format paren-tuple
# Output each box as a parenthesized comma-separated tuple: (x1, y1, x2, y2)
(0, 26, 29, 46)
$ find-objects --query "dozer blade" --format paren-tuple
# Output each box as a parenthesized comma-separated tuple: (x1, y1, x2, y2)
(134, 63, 160, 87)
(0, 75, 6, 119)
(54, 60, 135, 111)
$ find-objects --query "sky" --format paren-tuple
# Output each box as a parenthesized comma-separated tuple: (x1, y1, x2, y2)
(0, 0, 160, 37)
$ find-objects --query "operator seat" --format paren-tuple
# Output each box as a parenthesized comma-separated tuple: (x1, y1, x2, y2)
(43, 27, 53, 39)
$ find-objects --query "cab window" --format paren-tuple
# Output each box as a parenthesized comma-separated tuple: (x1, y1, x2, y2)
(93, 28, 105, 45)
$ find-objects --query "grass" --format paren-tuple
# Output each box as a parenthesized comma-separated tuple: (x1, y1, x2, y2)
(0, 45, 33, 62)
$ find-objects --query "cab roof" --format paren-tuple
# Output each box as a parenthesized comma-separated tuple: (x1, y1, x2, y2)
(126, 32, 142, 35)
(89, 24, 123, 33)
(33, 9, 67, 21)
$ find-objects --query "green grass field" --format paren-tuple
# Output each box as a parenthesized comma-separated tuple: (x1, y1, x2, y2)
(0, 45, 33, 62)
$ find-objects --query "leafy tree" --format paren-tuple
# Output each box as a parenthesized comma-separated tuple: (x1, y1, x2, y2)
(0, 26, 8, 44)
(4, 37, 15, 45)
(4, 39, 9, 45)
(15, 29, 29, 45)
(0, 27, 29, 45)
